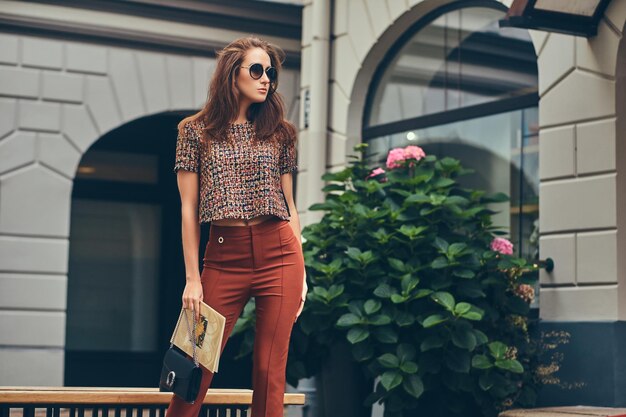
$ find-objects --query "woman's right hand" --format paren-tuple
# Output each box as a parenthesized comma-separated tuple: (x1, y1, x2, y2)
(182, 279, 203, 321)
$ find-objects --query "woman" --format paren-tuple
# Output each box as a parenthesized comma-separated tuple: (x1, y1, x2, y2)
(167, 36, 307, 417)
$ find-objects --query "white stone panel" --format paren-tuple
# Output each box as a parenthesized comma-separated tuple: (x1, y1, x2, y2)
(0, 33, 18, 64)
(0, 66, 39, 98)
(539, 285, 618, 321)
(537, 32, 575, 96)
(166, 55, 194, 110)
(0, 236, 69, 274)
(0, 165, 72, 237)
(0, 347, 64, 386)
(606, 0, 626, 35)
(22, 37, 63, 70)
(42, 71, 84, 103)
(333, 0, 349, 36)
(386, 0, 409, 23)
(0, 98, 17, 138)
(540, 70, 615, 128)
(62, 104, 100, 152)
(347, 0, 376, 63)
(331, 35, 361, 101)
(109, 49, 145, 121)
(328, 82, 350, 135)
(528, 30, 549, 57)
(0, 310, 65, 347)
(300, 45, 311, 89)
(302, 3, 313, 47)
(85, 75, 122, 134)
(540, 174, 616, 233)
(136, 52, 170, 115)
(38, 132, 82, 178)
(576, 19, 620, 77)
(539, 233, 576, 285)
(192, 57, 214, 109)
(539, 125, 575, 180)
(18, 100, 61, 132)
(0, 131, 36, 174)
(66, 41, 107, 74)
(576, 230, 618, 284)
(576, 118, 616, 175)
(0, 273, 67, 310)
(365, 0, 392, 40)
(328, 131, 349, 167)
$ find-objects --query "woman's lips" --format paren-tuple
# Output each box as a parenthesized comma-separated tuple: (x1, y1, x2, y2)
(258, 88, 267, 93)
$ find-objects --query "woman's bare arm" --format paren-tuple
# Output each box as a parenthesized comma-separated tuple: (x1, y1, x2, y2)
(177, 169, 203, 319)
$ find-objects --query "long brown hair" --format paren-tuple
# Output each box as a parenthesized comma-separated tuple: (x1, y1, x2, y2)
(177, 36, 296, 147)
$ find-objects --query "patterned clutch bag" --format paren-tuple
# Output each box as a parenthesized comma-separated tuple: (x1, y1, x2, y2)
(170, 302, 226, 373)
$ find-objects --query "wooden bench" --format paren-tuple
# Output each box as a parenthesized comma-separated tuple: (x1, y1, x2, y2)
(0, 386, 306, 416)
(500, 406, 626, 417)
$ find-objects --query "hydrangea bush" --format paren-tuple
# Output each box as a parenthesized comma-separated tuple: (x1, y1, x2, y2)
(284, 143, 546, 417)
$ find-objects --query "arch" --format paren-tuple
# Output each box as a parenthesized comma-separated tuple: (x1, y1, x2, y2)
(343, 0, 541, 155)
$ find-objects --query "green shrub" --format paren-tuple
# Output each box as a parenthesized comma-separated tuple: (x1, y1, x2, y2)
(234, 143, 545, 417)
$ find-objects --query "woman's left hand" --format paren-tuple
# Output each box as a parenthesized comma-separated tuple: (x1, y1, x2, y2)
(295, 272, 308, 322)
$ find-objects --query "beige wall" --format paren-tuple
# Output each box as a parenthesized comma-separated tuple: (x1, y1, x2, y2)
(298, 0, 626, 321)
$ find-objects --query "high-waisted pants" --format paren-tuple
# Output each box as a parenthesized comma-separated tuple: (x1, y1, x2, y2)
(166, 217, 304, 417)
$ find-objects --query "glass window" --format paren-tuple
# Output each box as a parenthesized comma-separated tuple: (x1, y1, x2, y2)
(364, 5, 539, 308)
(367, 7, 537, 127)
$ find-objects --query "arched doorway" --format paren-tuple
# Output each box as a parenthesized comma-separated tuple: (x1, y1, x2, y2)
(64, 114, 252, 387)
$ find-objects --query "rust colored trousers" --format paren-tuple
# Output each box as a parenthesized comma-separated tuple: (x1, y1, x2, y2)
(166, 217, 304, 417)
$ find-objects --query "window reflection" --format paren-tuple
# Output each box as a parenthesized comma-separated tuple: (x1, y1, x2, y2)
(367, 7, 537, 127)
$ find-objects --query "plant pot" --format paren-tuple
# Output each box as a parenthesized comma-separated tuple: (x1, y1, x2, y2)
(315, 340, 374, 417)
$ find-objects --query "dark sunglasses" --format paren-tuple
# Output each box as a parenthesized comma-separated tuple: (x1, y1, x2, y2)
(240, 63, 278, 84)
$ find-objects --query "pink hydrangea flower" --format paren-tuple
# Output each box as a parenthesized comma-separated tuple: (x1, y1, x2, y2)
(366, 167, 387, 182)
(490, 237, 513, 255)
(404, 145, 426, 167)
(386, 148, 406, 169)
(515, 284, 535, 303)
(385, 145, 426, 169)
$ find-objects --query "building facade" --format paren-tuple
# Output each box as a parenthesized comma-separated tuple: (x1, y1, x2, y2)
(1, 0, 625, 412)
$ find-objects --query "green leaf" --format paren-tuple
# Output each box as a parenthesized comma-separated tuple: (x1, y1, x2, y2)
(373, 283, 393, 298)
(473, 329, 489, 346)
(451, 325, 477, 351)
(432, 291, 455, 311)
(495, 359, 524, 374)
(433, 237, 449, 253)
(400, 361, 418, 374)
(373, 327, 398, 344)
(461, 306, 484, 321)
(381, 371, 403, 391)
(364, 299, 381, 315)
(337, 313, 361, 327)
(448, 242, 467, 257)
(347, 327, 369, 344)
(452, 269, 475, 279)
(423, 314, 448, 328)
(454, 302, 472, 315)
(420, 335, 444, 351)
(402, 374, 424, 399)
(405, 193, 430, 204)
(388, 258, 406, 272)
(395, 311, 415, 327)
(391, 293, 407, 304)
(479, 373, 494, 391)
(488, 341, 508, 359)
(378, 353, 399, 368)
(471, 354, 493, 369)
(369, 314, 392, 326)
(431, 257, 449, 269)
(397, 343, 416, 362)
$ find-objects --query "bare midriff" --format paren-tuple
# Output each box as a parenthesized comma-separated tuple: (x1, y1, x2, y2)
(211, 214, 277, 227)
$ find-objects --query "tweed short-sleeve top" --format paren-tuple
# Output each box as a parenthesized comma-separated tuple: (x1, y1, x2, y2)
(173, 118, 298, 224)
